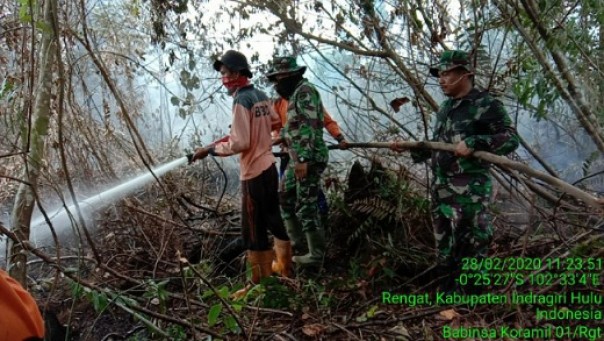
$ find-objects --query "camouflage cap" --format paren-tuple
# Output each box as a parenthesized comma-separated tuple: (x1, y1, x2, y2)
(429, 50, 473, 78)
(266, 56, 307, 81)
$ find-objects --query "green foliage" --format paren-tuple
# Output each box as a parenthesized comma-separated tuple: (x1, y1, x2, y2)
(0, 78, 15, 101)
(200, 285, 230, 301)
(511, 59, 560, 120)
(18, 0, 34, 23)
(69, 280, 84, 300)
(35, 20, 52, 33)
(207, 303, 222, 327)
(223, 315, 239, 334)
(87, 289, 110, 313)
(199, 285, 242, 334)
(69, 280, 110, 313)
(343, 168, 430, 246)
(355, 304, 380, 322)
(569, 238, 604, 258)
(506, 0, 604, 129)
(165, 325, 187, 341)
(260, 276, 294, 309)
(299, 279, 332, 309)
(143, 279, 170, 311)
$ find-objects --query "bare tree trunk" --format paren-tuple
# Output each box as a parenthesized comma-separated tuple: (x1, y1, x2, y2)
(8, 0, 57, 285)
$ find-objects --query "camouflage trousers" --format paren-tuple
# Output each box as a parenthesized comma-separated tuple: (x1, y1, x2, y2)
(280, 155, 329, 215)
(432, 173, 493, 263)
(279, 162, 326, 233)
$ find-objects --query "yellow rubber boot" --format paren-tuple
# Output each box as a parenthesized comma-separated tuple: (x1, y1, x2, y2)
(271, 238, 293, 278)
(231, 250, 274, 300)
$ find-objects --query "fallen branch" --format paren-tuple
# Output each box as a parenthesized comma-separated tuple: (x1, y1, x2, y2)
(335, 141, 603, 209)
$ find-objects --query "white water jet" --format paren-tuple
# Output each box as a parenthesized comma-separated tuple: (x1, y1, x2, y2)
(25, 156, 189, 248)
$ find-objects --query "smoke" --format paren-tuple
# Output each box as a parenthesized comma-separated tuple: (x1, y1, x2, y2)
(0, 157, 189, 261)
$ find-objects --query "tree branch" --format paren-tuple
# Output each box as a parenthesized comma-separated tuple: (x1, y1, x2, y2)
(344, 141, 603, 209)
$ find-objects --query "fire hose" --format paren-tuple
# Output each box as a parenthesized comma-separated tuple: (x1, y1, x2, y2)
(188, 139, 603, 209)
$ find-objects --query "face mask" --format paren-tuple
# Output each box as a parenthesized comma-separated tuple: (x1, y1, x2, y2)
(274, 73, 303, 99)
(221, 75, 249, 94)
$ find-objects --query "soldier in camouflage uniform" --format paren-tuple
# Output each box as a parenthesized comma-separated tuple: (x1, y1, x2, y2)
(266, 56, 329, 267)
(393, 50, 519, 291)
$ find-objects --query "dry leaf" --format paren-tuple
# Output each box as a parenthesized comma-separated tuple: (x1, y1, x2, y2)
(390, 97, 410, 112)
(438, 309, 460, 320)
(176, 250, 188, 264)
(390, 323, 411, 340)
(422, 319, 435, 341)
(302, 323, 326, 336)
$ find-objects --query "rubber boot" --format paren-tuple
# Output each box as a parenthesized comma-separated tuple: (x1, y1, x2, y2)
(271, 238, 293, 278)
(292, 229, 325, 266)
(231, 250, 274, 300)
(284, 219, 305, 255)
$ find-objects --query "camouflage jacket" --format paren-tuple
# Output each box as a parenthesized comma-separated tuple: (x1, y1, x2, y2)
(412, 89, 519, 176)
(282, 79, 329, 164)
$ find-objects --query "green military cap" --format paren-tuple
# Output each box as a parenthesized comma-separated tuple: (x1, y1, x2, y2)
(429, 50, 473, 78)
(266, 56, 307, 81)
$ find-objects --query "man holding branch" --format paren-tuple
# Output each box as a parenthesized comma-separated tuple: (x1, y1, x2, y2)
(392, 50, 519, 293)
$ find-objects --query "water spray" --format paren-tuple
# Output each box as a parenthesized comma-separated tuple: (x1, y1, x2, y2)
(16, 139, 604, 248)
(28, 156, 190, 245)
(25, 136, 231, 247)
